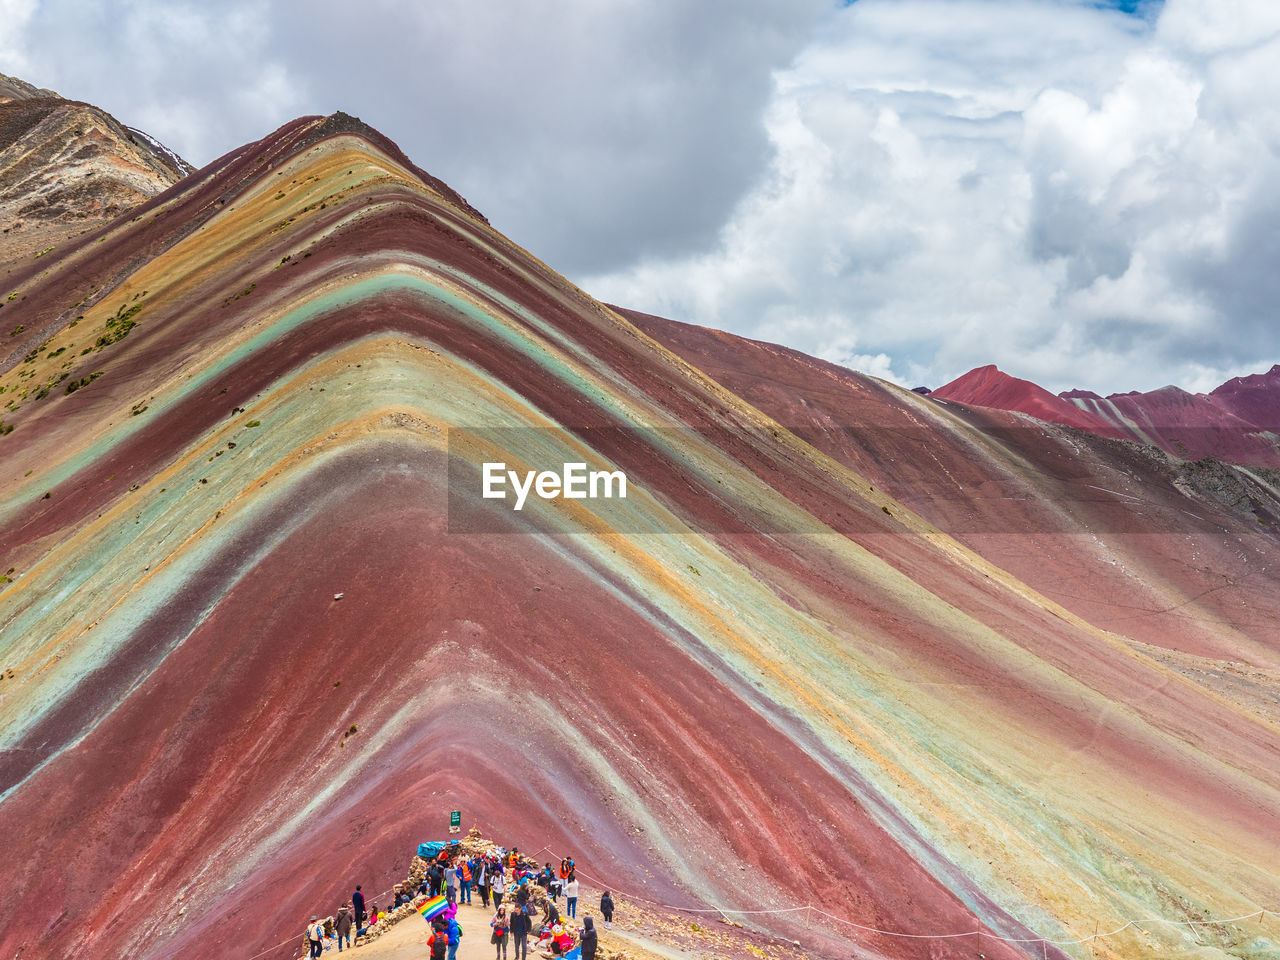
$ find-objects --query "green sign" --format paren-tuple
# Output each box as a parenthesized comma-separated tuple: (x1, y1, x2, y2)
(450, 810, 461, 828)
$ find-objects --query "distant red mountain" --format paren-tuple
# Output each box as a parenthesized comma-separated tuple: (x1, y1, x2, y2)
(931, 364, 1121, 435)
(934, 364, 1280, 467)
(1210, 364, 1280, 431)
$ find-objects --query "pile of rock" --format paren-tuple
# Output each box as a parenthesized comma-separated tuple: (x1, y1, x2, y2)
(458, 826, 501, 859)
(351, 901, 420, 947)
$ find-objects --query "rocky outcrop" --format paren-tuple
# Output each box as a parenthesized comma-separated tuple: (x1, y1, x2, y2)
(0, 72, 192, 269)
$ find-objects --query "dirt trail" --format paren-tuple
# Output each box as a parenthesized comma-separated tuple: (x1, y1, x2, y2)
(351, 894, 673, 960)
(342, 898, 494, 960)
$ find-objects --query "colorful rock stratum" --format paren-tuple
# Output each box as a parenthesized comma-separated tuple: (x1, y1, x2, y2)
(2, 111, 1280, 960)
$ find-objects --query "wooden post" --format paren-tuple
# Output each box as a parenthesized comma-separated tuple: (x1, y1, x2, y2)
(804, 905, 811, 928)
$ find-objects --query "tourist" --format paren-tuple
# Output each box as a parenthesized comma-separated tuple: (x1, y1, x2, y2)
(353, 885, 367, 934)
(460, 858, 473, 903)
(305, 915, 323, 959)
(510, 899, 531, 960)
(334, 903, 353, 951)
(477, 858, 491, 907)
(429, 860, 445, 897)
(429, 919, 450, 960)
(447, 912, 464, 960)
(565, 874, 579, 919)
(491, 904, 510, 960)
(581, 917, 598, 960)
(492, 865, 506, 909)
(445, 861, 458, 902)
(599, 891, 613, 929)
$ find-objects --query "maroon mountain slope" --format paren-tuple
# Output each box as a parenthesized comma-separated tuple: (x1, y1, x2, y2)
(622, 307, 1280, 660)
(931, 364, 1121, 435)
(1210, 364, 1280, 431)
(935, 362, 1280, 468)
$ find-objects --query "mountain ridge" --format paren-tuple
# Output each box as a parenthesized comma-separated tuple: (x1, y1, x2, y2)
(0, 105, 1278, 960)
(934, 361, 1280, 467)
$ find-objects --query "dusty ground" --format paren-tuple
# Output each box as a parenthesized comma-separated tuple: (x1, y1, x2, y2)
(341, 884, 819, 960)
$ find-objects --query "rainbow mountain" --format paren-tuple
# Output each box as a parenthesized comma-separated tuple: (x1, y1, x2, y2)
(1, 111, 1279, 960)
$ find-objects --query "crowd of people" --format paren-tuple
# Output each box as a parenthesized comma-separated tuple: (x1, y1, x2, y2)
(302, 841, 617, 958)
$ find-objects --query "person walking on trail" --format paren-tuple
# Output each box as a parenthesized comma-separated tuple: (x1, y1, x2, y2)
(305, 915, 323, 959)
(353, 885, 367, 934)
(460, 858, 473, 904)
(492, 865, 506, 909)
(476, 858, 491, 908)
(447, 912, 464, 960)
(599, 892, 613, 929)
(445, 861, 458, 902)
(429, 919, 450, 960)
(581, 916, 598, 960)
(334, 903, 353, 952)
(509, 900, 531, 960)
(491, 904, 510, 960)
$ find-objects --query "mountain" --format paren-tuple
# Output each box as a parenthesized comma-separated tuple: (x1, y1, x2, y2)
(0, 72, 192, 272)
(936, 363, 1280, 467)
(1, 111, 1279, 960)
(930, 364, 1121, 435)
(1210, 364, 1280, 432)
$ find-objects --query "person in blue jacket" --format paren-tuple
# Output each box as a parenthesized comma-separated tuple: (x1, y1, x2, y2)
(447, 914, 463, 960)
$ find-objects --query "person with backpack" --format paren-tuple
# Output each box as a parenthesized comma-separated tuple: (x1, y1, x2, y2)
(491, 904, 510, 960)
(491, 864, 506, 909)
(305, 915, 323, 959)
(565, 874, 579, 919)
(334, 904, 353, 951)
(446, 913, 464, 960)
(599, 892, 614, 929)
(429, 919, 450, 960)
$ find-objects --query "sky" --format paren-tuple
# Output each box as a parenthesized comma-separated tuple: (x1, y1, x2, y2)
(2, 0, 1279, 393)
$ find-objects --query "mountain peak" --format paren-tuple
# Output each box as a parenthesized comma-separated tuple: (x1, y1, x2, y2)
(0, 77, 192, 270)
(933, 364, 1121, 434)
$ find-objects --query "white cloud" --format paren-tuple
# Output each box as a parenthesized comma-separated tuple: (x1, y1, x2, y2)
(5, 0, 1280, 397)
(0, 0, 37, 70)
(586, 0, 1280, 395)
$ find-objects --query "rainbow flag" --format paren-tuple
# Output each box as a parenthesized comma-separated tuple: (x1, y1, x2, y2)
(418, 894, 448, 921)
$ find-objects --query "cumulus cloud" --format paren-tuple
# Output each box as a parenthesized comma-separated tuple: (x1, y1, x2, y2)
(1, 0, 827, 275)
(586, 0, 1280, 394)
(4, 0, 1279, 395)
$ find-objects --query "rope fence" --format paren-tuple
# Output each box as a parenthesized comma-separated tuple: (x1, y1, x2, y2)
(528, 844, 1272, 952)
